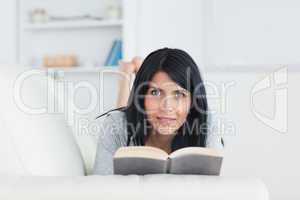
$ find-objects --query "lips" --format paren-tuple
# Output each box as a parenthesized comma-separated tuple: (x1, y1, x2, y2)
(157, 116, 176, 124)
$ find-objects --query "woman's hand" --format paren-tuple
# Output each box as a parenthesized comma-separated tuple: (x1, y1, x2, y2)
(119, 57, 143, 75)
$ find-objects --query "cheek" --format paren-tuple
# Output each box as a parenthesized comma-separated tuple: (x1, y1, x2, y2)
(176, 99, 192, 124)
(144, 96, 160, 114)
(144, 97, 160, 128)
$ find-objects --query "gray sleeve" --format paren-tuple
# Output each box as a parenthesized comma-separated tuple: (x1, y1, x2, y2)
(205, 110, 225, 150)
(92, 112, 127, 175)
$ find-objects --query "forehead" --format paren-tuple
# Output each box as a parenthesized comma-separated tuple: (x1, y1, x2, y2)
(149, 71, 184, 90)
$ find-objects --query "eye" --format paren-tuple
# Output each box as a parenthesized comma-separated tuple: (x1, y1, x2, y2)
(175, 91, 186, 98)
(150, 89, 160, 96)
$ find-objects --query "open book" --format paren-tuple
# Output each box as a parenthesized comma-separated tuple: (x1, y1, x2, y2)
(113, 146, 223, 175)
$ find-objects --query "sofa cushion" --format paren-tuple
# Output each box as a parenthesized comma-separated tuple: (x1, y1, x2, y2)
(0, 65, 85, 176)
(0, 174, 269, 200)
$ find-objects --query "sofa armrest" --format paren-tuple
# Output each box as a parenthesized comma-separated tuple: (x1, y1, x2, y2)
(0, 174, 268, 200)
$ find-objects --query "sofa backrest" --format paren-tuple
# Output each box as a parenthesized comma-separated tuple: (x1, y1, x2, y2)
(0, 66, 85, 176)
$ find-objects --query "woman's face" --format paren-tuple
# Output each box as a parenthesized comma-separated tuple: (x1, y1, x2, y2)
(144, 71, 192, 136)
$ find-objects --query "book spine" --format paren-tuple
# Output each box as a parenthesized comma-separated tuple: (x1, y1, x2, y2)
(111, 39, 122, 66)
(116, 40, 123, 64)
(104, 40, 117, 66)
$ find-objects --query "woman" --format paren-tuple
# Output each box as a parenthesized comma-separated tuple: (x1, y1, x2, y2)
(93, 48, 224, 175)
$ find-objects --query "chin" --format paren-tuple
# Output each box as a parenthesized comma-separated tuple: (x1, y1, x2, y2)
(155, 128, 178, 136)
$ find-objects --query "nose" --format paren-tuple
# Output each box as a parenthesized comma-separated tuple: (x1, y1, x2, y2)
(160, 95, 175, 112)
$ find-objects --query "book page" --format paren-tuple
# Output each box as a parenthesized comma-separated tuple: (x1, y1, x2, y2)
(114, 146, 169, 160)
(169, 147, 223, 159)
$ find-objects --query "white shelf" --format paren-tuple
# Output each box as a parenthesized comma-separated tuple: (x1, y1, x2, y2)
(42, 66, 123, 79)
(42, 66, 121, 73)
(18, 0, 134, 70)
(23, 19, 123, 30)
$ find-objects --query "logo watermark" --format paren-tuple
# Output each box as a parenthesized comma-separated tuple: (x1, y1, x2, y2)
(250, 66, 288, 133)
(12, 68, 237, 138)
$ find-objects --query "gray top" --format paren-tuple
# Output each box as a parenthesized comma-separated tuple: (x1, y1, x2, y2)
(92, 110, 224, 175)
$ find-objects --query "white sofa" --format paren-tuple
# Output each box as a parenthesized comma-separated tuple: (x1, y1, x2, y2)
(0, 66, 269, 200)
(0, 175, 268, 200)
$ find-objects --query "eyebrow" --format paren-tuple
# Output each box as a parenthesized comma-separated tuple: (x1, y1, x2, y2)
(148, 86, 188, 93)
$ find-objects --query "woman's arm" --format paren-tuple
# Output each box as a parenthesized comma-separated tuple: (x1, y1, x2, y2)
(116, 57, 143, 108)
(93, 112, 127, 175)
(93, 114, 117, 175)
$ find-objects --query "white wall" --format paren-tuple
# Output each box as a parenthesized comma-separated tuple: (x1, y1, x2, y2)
(207, 0, 300, 67)
(133, 0, 300, 69)
(0, 0, 17, 64)
(134, 0, 206, 67)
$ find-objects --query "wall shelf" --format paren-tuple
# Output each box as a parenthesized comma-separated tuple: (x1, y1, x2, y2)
(17, 0, 134, 69)
(43, 66, 120, 73)
(23, 19, 123, 31)
(42, 66, 122, 80)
